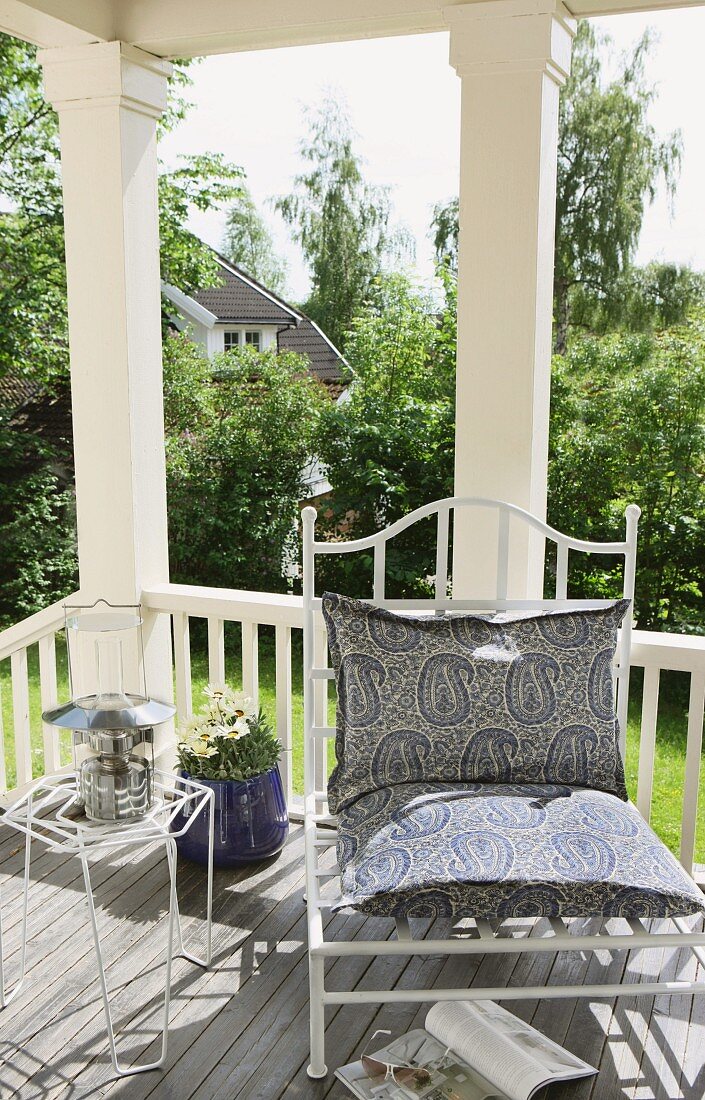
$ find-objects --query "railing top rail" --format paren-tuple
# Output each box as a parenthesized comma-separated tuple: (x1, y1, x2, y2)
(0, 592, 78, 663)
(142, 582, 304, 628)
(304, 497, 640, 557)
(631, 629, 705, 673)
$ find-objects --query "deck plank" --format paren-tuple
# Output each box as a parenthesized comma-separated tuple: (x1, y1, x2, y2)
(679, 952, 705, 1100)
(0, 827, 701, 1100)
(635, 941, 700, 1100)
(68, 827, 314, 1097)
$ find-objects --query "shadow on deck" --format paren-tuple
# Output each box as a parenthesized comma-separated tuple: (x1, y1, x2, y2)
(0, 823, 703, 1099)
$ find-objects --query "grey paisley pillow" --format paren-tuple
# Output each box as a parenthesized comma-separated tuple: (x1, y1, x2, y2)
(322, 593, 630, 813)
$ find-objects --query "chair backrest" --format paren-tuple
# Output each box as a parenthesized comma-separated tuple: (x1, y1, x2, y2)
(301, 497, 640, 808)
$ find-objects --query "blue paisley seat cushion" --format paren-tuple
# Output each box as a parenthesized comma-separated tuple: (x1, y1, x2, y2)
(322, 593, 630, 814)
(335, 782, 705, 920)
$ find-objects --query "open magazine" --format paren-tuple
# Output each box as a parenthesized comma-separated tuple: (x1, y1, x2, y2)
(335, 1000, 597, 1100)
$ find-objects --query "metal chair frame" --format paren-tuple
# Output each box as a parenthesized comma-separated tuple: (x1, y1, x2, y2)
(302, 497, 705, 1079)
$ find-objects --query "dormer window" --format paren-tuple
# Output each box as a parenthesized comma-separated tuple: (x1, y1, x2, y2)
(224, 331, 240, 351)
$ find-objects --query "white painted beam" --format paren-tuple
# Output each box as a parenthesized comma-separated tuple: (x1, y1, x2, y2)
(0, 0, 111, 48)
(448, 0, 575, 599)
(4, 0, 705, 59)
(118, 0, 445, 58)
(120, 0, 705, 58)
(39, 41, 175, 754)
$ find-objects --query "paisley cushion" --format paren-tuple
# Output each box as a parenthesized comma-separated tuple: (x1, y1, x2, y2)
(335, 782, 705, 919)
(322, 593, 630, 814)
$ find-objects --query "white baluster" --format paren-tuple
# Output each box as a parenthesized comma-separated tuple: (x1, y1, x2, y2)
(636, 666, 660, 823)
(11, 648, 32, 789)
(173, 612, 193, 722)
(275, 623, 293, 806)
(207, 617, 225, 684)
(0, 678, 7, 794)
(241, 621, 259, 706)
(313, 620, 329, 803)
(680, 670, 705, 873)
(39, 632, 61, 773)
(373, 541, 386, 603)
(555, 542, 568, 600)
(436, 507, 450, 602)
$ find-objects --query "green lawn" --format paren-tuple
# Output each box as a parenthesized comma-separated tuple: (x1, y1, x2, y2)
(3, 629, 703, 863)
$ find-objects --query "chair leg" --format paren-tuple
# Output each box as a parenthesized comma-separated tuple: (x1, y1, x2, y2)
(307, 955, 327, 1079)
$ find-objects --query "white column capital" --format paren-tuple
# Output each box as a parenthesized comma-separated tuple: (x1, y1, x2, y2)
(39, 41, 171, 118)
(445, 0, 576, 85)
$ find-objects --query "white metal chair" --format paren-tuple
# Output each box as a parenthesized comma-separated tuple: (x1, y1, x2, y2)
(302, 497, 705, 1079)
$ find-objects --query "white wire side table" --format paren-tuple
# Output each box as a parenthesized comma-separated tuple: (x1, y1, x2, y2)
(0, 770, 214, 1079)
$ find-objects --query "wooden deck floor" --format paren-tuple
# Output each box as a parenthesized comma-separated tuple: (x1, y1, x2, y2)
(0, 821, 703, 1100)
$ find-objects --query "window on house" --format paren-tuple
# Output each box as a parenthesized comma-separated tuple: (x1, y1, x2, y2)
(245, 331, 261, 350)
(224, 331, 240, 351)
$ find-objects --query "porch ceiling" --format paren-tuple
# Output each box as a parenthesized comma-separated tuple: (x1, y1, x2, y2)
(3, 0, 705, 58)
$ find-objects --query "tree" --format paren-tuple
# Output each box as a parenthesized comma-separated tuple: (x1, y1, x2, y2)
(0, 35, 66, 387)
(548, 321, 705, 632)
(275, 93, 411, 350)
(0, 445, 77, 621)
(554, 23, 681, 352)
(430, 25, 684, 352)
(0, 36, 242, 621)
(222, 186, 286, 293)
(159, 154, 244, 296)
(0, 37, 243, 387)
(317, 272, 456, 596)
(163, 332, 326, 592)
(430, 197, 458, 274)
(568, 261, 705, 338)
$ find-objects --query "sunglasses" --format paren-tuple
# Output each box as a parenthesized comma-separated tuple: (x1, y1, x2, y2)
(360, 1029, 435, 1090)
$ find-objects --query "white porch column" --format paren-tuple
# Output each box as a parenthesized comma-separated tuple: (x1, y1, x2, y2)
(39, 43, 175, 741)
(447, 0, 575, 599)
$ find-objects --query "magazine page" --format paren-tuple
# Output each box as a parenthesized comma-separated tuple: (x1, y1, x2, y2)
(425, 1002, 596, 1100)
(335, 1028, 510, 1100)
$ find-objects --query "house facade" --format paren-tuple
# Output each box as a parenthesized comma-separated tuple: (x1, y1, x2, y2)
(162, 252, 349, 399)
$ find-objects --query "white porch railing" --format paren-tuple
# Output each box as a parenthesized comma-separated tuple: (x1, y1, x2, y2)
(0, 585, 703, 884)
(630, 631, 705, 882)
(0, 594, 77, 798)
(142, 583, 305, 814)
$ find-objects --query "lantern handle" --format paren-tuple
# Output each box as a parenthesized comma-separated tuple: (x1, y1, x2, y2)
(62, 599, 148, 701)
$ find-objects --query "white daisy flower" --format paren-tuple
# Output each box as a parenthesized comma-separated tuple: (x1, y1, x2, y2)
(204, 682, 228, 700)
(188, 740, 218, 758)
(231, 691, 256, 719)
(177, 714, 210, 741)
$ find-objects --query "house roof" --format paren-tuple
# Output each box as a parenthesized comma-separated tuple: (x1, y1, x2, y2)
(176, 252, 349, 388)
(190, 254, 301, 326)
(278, 318, 349, 387)
(0, 373, 41, 411)
(0, 372, 73, 461)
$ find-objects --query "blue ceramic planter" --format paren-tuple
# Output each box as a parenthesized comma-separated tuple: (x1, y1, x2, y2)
(172, 766, 289, 867)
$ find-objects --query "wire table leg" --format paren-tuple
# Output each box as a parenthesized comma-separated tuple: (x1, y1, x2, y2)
(164, 789, 214, 968)
(206, 787, 214, 967)
(80, 843, 177, 1077)
(0, 773, 214, 1079)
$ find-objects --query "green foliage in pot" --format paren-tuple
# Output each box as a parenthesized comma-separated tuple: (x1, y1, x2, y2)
(176, 683, 282, 782)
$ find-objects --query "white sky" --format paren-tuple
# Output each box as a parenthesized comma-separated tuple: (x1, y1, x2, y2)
(157, 8, 705, 304)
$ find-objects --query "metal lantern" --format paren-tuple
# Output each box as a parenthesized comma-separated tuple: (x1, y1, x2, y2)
(42, 601, 175, 822)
